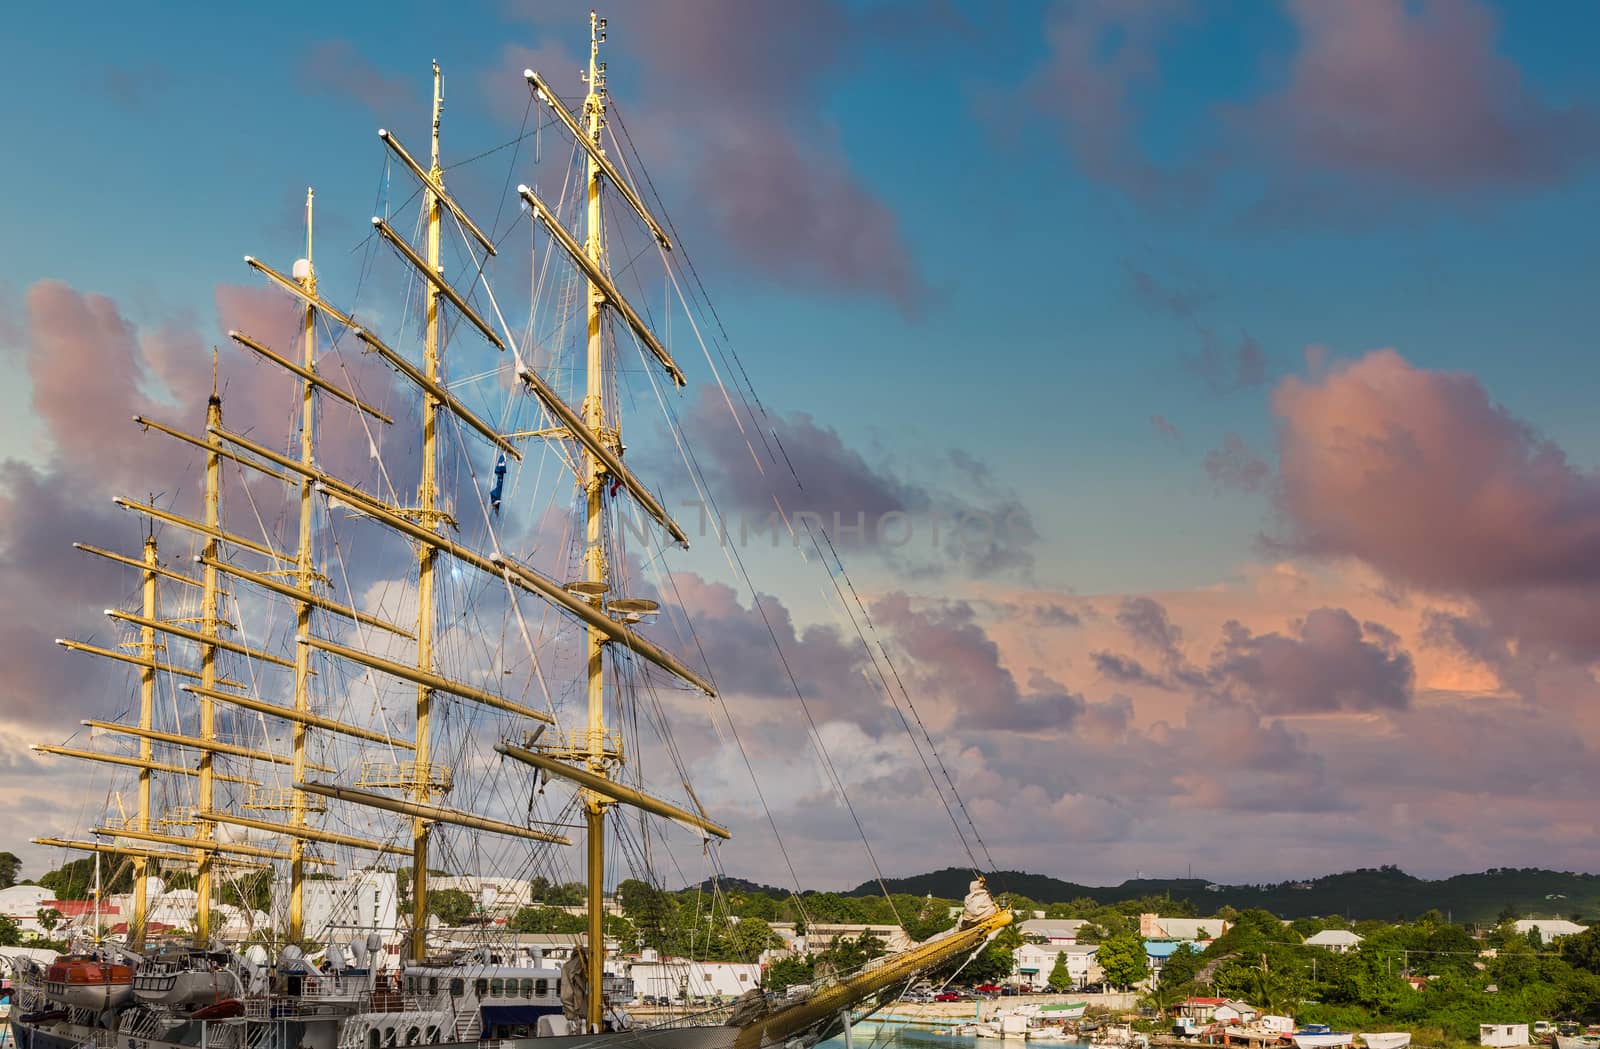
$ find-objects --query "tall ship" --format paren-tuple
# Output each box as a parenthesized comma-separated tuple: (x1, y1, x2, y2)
(5, 13, 1013, 1049)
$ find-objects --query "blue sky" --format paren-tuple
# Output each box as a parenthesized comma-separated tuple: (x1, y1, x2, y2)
(7, 1, 1600, 597)
(9, 1, 1600, 886)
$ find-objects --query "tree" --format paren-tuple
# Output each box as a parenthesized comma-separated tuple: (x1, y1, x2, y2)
(1142, 980, 1185, 1019)
(545, 882, 587, 907)
(729, 917, 779, 959)
(510, 906, 586, 934)
(1159, 943, 1203, 989)
(1562, 926, 1600, 974)
(0, 851, 21, 890)
(1047, 950, 1073, 991)
(428, 889, 476, 927)
(1097, 934, 1150, 990)
(763, 956, 814, 993)
(36, 908, 63, 935)
(0, 915, 21, 947)
(818, 933, 887, 977)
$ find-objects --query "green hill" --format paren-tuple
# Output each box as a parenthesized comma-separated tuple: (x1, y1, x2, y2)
(846, 865, 1600, 925)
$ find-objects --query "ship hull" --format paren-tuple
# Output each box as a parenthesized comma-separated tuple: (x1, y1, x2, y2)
(1360, 1034, 1411, 1049)
(12, 1015, 845, 1049)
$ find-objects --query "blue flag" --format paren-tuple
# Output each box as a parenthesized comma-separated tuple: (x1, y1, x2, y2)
(489, 454, 507, 515)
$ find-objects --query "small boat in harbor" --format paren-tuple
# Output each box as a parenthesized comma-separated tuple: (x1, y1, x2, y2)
(1040, 1002, 1089, 1020)
(1360, 1034, 1412, 1049)
(1554, 1037, 1600, 1049)
(1294, 1027, 1354, 1049)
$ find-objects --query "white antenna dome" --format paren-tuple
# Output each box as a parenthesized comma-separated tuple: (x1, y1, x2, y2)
(292, 258, 314, 281)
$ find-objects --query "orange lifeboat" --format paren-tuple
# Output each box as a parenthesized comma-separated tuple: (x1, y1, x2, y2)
(44, 956, 135, 1010)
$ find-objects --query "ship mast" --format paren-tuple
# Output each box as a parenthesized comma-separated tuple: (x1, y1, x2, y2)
(130, 531, 158, 950)
(582, 8, 611, 1029)
(288, 187, 317, 943)
(194, 369, 224, 946)
(582, 11, 611, 1032)
(410, 60, 446, 964)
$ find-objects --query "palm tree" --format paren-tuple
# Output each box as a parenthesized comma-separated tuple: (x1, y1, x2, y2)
(1142, 981, 1185, 1020)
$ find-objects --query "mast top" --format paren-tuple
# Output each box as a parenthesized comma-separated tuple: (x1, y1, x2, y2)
(304, 187, 314, 272)
(297, 187, 317, 294)
(587, 10, 607, 136)
(431, 60, 443, 172)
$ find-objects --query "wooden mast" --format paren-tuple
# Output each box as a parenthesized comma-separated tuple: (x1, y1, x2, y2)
(194, 360, 223, 945)
(583, 10, 611, 1032)
(288, 186, 316, 944)
(409, 60, 445, 965)
(130, 530, 158, 951)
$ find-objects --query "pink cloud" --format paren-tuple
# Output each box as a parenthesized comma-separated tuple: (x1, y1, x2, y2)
(1273, 348, 1600, 657)
(1273, 349, 1600, 591)
(873, 593, 1084, 732)
(667, 386, 1036, 577)
(1240, 0, 1600, 191)
(1020, 0, 1197, 204)
(0, 279, 421, 729)
(503, 1, 928, 312)
(1209, 608, 1414, 714)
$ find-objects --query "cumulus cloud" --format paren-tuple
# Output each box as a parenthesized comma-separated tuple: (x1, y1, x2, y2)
(503, 0, 928, 312)
(1207, 608, 1414, 714)
(1091, 651, 1174, 691)
(1272, 348, 1600, 657)
(668, 387, 1037, 577)
(1237, 0, 1600, 192)
(873, 594, 1083, 733)
(1010, 0, 1600, 224)
(0, 280, 419, 730)
(1116, 595, 1184, 662)
(1017, 0, 1198, 205)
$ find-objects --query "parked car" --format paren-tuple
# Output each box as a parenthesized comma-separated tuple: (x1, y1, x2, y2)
(935, 992, 962, 1002)
(1000, 986, 1021, 996)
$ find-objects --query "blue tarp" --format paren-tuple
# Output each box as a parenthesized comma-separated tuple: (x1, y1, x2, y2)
(480, 1005, 562, 1026)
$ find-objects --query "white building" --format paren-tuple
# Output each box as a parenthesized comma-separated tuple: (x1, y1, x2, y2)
(1013, 943, 1100, 990)
(431, 876, 534, 918)
(273, 869, 399, 952)
(1214, 1001, 1262, 1024)
(1514, 919, 1587, 941)
(1304, 929, 1364, 953)
(1019, 919, 1089, 945)
(627, 959, 761, 1001)
(769, 923, 912, 954)
(1480, 1024, 1529, 1047)
(1140, 914, 1230, 941)
(0, 885, 58, 934)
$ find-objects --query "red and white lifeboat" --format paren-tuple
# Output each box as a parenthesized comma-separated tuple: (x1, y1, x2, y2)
(43, 956, 136, 1010)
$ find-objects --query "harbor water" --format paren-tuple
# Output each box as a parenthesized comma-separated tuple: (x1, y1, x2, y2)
(820, 1024, 1093, 1049)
